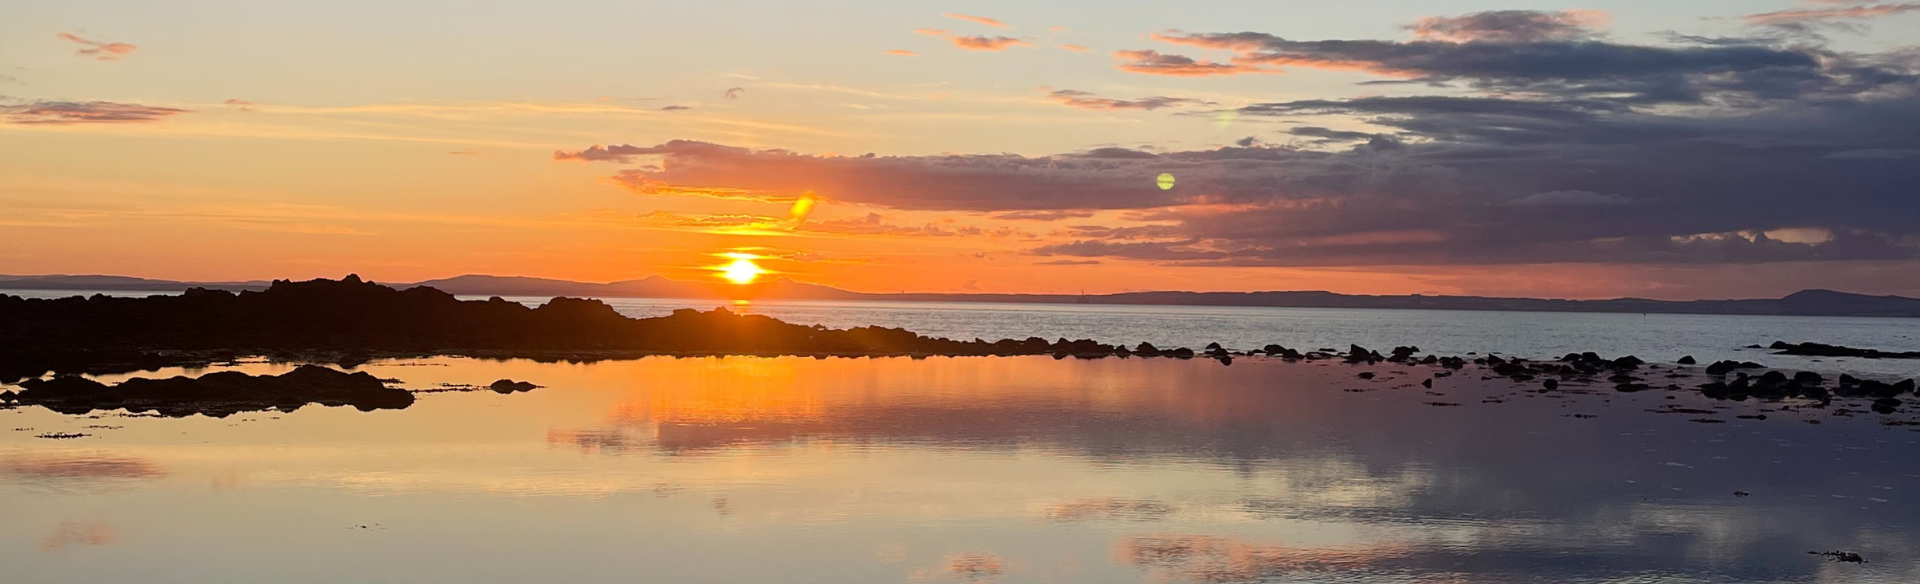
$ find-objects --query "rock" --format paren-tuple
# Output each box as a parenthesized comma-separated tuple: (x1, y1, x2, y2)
(1543, 379, 1559, 390)
(488, 379, 539, 394)
(1421, 378, 1433, 388)
(1357, 372, 1376, 380)
(1677, 355, 1697, 365)
(1168, 347, 1195, 359)
(1205, 342, 1223, 351)
(1793, 371, 1824, 385)
(1771, 342, 1920, 359)
(1873, 397, 1902, 414)
(1135, 343, 1163, 357)
(14, 365, 413, 417)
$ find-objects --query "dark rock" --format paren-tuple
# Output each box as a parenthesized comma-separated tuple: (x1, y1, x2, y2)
(1168, 348, 1195, 359)
(1772, 342, 1920, 360)
(1134, 343, 1163, 357)
(1677, 355, 1697, 365)
(14, 365, 412, 417)
(1357, 372, 1376, 379)
(488, 379, 539, 394)
(1793, 371, 1824, 385)
(1873, 398, 1903, 414)
(1543, 379, 1559, 390)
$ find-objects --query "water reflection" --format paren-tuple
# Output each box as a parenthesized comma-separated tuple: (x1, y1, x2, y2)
(2, 355, 1917, 583)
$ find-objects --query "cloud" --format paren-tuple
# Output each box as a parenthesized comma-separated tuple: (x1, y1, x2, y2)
(914, 28, 950, 36)
(57, 32, 137, 61)
(949, 35, 1031, 51)
(1407, 10, 1610, 43)
(1046, 89, 1211, 111)
(0, 74, 22, 85)
(1507, 190, 1635, 206)
(1746, 1, 1920, 28)
(1133, 17, 1915, 104)
(1113, 49, 1278, 77)
(222, 98, 253, 112)
(1034, 259, 1102, 266)
(989, 210, 1096, 221)
(884, 49, 919, 56)
(660, 104, 691, 111)
(1057, 44, 1091, 53)
(723, 87, 744, 99)
(943, 13, 1011, 29)
(0, 100, 190, 124)
(553, 17, 1920, 270)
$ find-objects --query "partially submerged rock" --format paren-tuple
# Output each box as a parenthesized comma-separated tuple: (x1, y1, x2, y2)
(13, 365, 413, 417)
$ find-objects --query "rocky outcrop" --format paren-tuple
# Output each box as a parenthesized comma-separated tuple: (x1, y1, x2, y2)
(7, 365, 412, 417)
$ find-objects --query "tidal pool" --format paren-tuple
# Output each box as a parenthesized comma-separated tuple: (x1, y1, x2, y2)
(4, 356, 1916, 583)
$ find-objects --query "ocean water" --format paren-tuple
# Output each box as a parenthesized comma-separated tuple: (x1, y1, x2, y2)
(4, 356, 1917, 583)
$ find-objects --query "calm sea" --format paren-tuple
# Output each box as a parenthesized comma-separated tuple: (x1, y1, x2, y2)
(5, 289, 1918, 379)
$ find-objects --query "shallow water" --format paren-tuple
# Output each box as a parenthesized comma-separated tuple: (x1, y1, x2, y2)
(5, 356, 1918, 583)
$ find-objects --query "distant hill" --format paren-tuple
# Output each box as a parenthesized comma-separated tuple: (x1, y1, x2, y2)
(6, 274, 1920, 318)
(0, 274, 268, 292)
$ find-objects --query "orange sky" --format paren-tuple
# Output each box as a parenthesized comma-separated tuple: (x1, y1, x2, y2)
(6, 2, 1920, 300)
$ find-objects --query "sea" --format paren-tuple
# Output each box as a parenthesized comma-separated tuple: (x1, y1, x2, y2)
(6, 289, 1920, 583)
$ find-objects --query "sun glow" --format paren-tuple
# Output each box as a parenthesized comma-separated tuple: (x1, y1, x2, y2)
(720, 257, 766, 284)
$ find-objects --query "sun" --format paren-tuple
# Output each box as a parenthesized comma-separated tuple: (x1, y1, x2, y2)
(720, 258, 765, 284)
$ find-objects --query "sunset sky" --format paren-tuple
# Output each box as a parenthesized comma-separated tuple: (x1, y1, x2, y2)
(4, 0, 1918, 299)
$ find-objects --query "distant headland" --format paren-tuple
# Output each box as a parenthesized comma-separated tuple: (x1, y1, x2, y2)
(5, 273, 1920, 318)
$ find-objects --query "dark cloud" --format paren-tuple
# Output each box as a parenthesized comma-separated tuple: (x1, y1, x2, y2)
(1034, 259, 1103, 266)
(1406, 10, 1610, 43)
(723, 87, 744, 100)
(1139, 18, 1917, 105)
(1047, 89, 1210, 111)
(660, 105, 691, 111)
(557, 12, 1920, 271)
(1, 100, 189, 124)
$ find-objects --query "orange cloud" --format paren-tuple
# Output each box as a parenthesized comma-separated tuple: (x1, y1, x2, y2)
(914, 28, 950, 36)
(943, 13, 1011, 28)
(40, 521, 116, 552)
(950, 35, 1031, 51)
(884, 49, 918, 56)
(1057, 44, 1091, 53)
(57, 32, 137, 61)
(1113, 49, 1279, 76)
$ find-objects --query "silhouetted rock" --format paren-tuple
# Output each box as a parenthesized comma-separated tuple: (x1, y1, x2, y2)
(14, 365, 411, 417)
(0, 277, 1170, 381)
(1770, 341, 1920, 359)
(488, 379, 539, 394)
(1677, 355, 1696, 365)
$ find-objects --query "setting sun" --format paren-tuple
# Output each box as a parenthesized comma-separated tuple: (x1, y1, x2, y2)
(720, 258, 765, 284)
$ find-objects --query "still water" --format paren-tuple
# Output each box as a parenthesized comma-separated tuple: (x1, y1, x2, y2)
(5, 356, 1917, 583)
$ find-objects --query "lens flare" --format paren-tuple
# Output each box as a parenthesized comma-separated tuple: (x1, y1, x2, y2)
(720, 258, 765, 284)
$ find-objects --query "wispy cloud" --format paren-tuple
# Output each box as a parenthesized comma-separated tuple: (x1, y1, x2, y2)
(1057, 44, 1091, 53)
(950, 35, 1032, 51)
(723, 87, 745, 99)
(884, 49, 919, 56)
(1, 101, 189, 124)
(1046, 89, 1211, 110)
(943, 13, 1011, 29)
(1113, 49, 1278, 76)
(1746, 0, 1920, 27)
(56, 32, 137, 61)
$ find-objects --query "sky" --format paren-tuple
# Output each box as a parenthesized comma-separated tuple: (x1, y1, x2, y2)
(2, 0, 1918, 299)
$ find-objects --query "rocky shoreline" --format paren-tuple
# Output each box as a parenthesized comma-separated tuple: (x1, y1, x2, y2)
(2, 277, 1915, 420)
